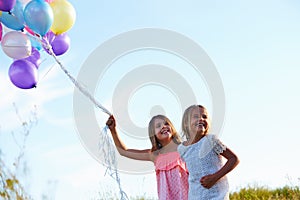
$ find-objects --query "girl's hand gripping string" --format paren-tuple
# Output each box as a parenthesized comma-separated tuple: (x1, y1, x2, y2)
(106, 115, 116, 131)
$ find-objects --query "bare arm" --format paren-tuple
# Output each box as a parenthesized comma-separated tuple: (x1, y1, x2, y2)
(200, 147, 239, 189)
(106, 115, 153, 161)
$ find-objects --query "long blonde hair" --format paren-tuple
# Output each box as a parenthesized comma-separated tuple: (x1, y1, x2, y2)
(148, 115, 181, 152)
(181, 105, 210, 140)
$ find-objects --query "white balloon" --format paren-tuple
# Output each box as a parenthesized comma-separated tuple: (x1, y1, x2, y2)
(19, 0, 31, 6)
(1, 31, 32, 59)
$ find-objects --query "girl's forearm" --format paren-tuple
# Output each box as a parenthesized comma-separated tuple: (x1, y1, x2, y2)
(214, 155, 239, 181)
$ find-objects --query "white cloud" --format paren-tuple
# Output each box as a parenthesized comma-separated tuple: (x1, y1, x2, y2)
(0, 62, 73, 131)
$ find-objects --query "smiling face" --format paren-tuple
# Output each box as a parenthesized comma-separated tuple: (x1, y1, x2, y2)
(182, 105, 210, 142)
(189, 106, 209, 138)
(148, 115, 180, 150)
(153, 118, 173, 141)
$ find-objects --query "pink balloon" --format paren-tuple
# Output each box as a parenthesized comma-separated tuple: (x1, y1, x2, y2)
(45, 0, 54, 3)
(0, 23, 2, 42)
(9, 59, 38, 89)
(1, 31, 31, 59)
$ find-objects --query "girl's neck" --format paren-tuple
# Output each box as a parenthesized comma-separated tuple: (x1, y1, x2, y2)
(186, 133, 206, 145)
(159, 140, 177, 154)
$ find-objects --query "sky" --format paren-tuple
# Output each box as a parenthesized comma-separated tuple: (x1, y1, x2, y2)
(1, 0, 300, 199)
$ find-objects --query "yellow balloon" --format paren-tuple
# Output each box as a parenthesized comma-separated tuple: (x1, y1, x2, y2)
(0, 11, 2, 17)
(50, 0, 76, 34)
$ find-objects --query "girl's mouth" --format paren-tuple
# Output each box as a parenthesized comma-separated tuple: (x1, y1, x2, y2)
(195, 122, 206, 129)
(160, 129, 170, 135)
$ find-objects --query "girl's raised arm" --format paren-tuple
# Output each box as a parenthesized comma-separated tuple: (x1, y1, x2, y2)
(106, 115, 153, 161)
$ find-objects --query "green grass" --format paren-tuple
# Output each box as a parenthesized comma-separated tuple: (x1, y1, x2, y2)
(95, 186, 300, 200)
(230, 186, 300, 200)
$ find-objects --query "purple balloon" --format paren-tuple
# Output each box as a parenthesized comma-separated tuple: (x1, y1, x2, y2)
(43, 31, 70, 56)
(42, 30, 55, 54)
(23, 47, 41, 68)
(0, 0, 16, 12)
(9, 59, 38, 89)
(44, 30, 55, 43)
(51, 32, 70, 56)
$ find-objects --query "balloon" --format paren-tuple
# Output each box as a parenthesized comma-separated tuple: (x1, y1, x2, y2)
(50, 0, 76, 34)
(0, 23, 2, 41)
(19, 0, 31, 5)
(44, 31, 70, 56)
(28, 34, 43, 50)
(1, 31, 31, 59)
(44, 30, 55, 43)
(23, 47, 41, 68)
(0, 0, 16, 12)
(24, 26, 35, 35)
(23, 0, 53, 36)
(9, 59, 38, 89)
(52, 33, 70, 56)
(0, 0, 25, 31)
(45, 0, 54, 3)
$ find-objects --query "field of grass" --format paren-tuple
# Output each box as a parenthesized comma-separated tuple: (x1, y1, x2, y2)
(229, 186, 300, 200)
(96, 186, 300, 200)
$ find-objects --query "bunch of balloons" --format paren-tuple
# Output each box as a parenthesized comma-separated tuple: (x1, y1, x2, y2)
(0, 0, 75, 89)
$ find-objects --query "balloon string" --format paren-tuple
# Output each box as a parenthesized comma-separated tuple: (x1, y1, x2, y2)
(100, 126, 129, 200)
(34, 35, 128, 199)
(40, 37, 112, 116)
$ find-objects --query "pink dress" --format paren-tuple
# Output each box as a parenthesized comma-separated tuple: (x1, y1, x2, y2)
(154, 151, 189, 200)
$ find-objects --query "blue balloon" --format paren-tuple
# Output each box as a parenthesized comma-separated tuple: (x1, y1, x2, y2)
(28, 34, 43, 50)
(23, 0, 53, 36)
(0, 0, 25, 31)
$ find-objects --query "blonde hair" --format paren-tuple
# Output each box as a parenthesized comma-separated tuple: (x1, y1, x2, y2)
(148, 115, 181, 152)
(182, 105, 210, 140)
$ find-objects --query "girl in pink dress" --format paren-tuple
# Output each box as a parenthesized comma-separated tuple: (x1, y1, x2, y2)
(106, 115, 188, 200)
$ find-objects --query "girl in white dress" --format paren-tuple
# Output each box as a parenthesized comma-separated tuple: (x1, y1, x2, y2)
(178, 105, 239, 200)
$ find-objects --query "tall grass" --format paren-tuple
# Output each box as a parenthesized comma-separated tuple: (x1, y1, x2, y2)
(95, 185, 300, 200)
(230, 186, 300, 200)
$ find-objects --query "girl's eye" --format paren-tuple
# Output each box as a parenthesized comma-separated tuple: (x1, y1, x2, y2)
(202, 114, 207, 119)
(193, 114, 200, 119)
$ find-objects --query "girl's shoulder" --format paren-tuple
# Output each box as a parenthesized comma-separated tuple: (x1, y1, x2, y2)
(205, 134, 227, 154)
(177, 142, 191, 158)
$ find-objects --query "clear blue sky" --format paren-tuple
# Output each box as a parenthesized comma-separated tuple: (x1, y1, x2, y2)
(1, 0, 300, 199)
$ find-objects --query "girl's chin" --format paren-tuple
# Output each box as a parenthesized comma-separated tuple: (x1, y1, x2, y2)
(196, 130, 206, 135)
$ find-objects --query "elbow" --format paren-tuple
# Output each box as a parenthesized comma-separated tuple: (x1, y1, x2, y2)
(233, 155, 240, 168)
(116, 147, 129, 157)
